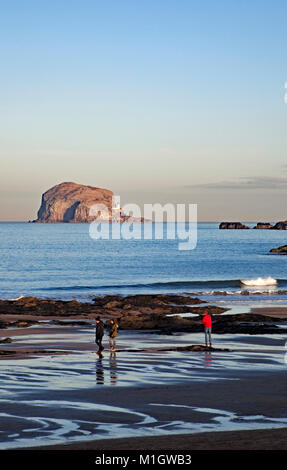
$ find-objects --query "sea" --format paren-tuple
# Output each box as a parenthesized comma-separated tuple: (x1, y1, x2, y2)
(1, 221, 287, 307)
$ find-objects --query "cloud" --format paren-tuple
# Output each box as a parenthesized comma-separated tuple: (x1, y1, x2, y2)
(186, 176, 287, 191)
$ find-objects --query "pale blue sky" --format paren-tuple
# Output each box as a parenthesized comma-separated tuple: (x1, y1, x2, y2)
(0, 0, 287, 220)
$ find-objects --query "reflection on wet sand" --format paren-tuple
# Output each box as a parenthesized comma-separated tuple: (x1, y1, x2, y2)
(95, 352, 117, 385)
(95, 355, 104, 384)
(110, 351, 117, 385)
(204, 351, 212, 368)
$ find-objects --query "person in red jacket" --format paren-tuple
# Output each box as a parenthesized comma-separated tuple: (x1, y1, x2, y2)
(202, 310, 212, 348)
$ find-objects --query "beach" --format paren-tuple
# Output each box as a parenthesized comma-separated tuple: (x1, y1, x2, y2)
(1, 223, 287, 453)
(0, 298, 286, 452)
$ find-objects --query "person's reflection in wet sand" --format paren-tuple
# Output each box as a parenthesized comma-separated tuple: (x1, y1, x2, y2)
(96, 354, 105, 384)
(109, 351, 117, 385)
(204, 351, 212, 368)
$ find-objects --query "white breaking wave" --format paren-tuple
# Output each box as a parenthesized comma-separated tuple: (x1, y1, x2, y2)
(240, 277, 277, 287)
(8, 295, 25, 301)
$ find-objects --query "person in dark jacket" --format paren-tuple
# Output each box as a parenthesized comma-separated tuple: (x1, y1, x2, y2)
(95, 317, 105, 353)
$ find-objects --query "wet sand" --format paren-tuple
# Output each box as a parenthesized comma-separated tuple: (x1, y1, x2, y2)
(14, 369, 287, 450)
(251, 306, 287, 318)
(0, 304, 287, 451)
(33, 427, 287, 450)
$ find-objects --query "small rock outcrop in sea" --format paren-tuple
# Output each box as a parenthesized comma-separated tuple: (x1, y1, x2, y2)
(269, 244, 287, 254)
(219, 220, 287, 230)
(270, 221, 287, 230)
(253, 222, 273, 229)
(219, 222, 250, 229)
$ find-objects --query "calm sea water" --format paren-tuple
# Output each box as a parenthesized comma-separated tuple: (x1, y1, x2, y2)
(0, 221, 287, 302)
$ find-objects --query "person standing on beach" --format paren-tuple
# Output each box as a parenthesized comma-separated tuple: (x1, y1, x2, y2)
(202, 310, 212, 348)
(108, 318, 118, 352)
(95, 317, 105, 354)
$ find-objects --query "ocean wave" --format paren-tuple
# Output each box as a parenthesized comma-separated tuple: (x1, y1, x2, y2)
(8, 295, 25, 301)
(240, 277, 277, 287)
(37, 277, 287, 293)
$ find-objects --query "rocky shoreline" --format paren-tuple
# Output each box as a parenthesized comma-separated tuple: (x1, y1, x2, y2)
(0, 294, 286, 337)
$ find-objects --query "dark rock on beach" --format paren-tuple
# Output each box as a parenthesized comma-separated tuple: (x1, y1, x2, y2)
(118, 311, 197, 331)
(0, 294, 208, 319)
(0, 296, 99, 317)
(92, 293, 205, 308)
(125, 344, 230, 353)
(209, 313, 284, 335)
(92, 293, 215, 317)
(0, 294, 285, 335)
(0, 349, 16, 356)
(118, 310, 285, 334)
(160, 344, 230, 352)
(0, 337, 12, 344)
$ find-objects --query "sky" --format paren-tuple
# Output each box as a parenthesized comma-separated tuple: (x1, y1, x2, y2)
(0, 0, 287, 221)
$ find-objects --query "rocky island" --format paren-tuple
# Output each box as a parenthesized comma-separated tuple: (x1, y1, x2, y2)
(219, 222, 250, 229)
(32, 182, 113, 223)
(32, 181, 145, 223)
